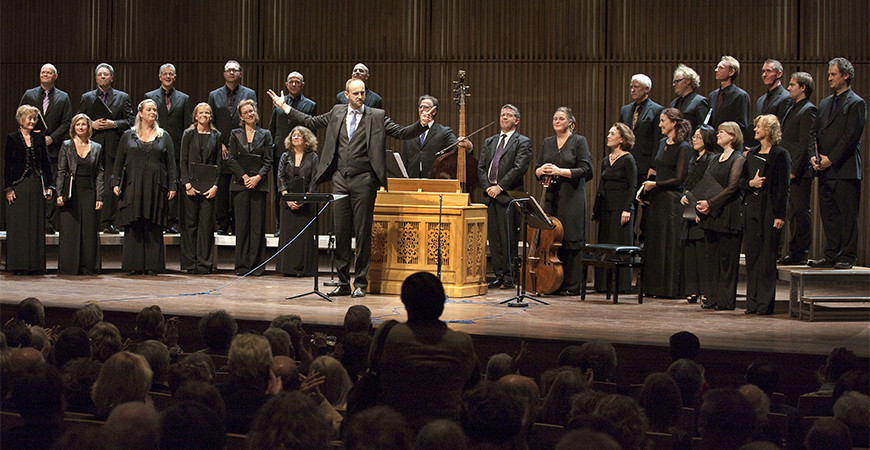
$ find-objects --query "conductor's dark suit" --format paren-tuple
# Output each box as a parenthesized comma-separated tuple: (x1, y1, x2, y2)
(670, 91, 710, 130)
(268, 93, 316, 231)
(285, 104, 425, 289)
(708, 83, 751, 140)
(619, 97, 663, 183)
(779, 98, 817, 260)
(145, 87, 193, 229)
(477, 131, 532, 283)
(207, 84, 257, 233)
(77, 88, 134, 229)
(814, 88, 866, 264)
(20, 85, 72, 230)
(399, 121, 457, 178)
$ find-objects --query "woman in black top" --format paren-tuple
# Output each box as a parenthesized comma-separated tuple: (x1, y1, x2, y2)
(593, 122, 637, 293)
(740, 115, 790, 315)
(534, 107, 594, 295)
(56, 114, 104, 275)
(4, 105, 54, 274)
(112, 99, 178, 275)
(640, 108, 692, 298)
(226, 99, 273, 276)
(276, 126, 320, 276)
(680, 125, 717, 303)
(180, 103, 221, 274)
(695, 122, 746, 310)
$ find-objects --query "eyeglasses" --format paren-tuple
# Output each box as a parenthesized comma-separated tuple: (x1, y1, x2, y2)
(224, 68, 240, 73)
(672, 78, 685, 85)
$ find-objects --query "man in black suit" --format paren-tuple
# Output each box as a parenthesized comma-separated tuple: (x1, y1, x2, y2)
(207, 60, 257, 235)
(708, 56, 751, 142)
(268, 78, 428, 298)
(19, 63, 72, 234)
(753, 59, 794, 148)
(145, 63, 192, 234)
(670, 64, 710, 130)
(77, 63, 134, 233)
(778, 72, 818, 265)
(268, 71, 316, 236)
(334, 63, 383, 109)
(477, 104, 532, 289)
(809, 58, 867, 270)
(619, 74, 663, 185)
(400, 95, 459, 178)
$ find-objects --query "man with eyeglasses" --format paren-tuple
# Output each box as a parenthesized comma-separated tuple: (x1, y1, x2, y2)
(207, 60, 257, 235)
(669, 64, 710, 131)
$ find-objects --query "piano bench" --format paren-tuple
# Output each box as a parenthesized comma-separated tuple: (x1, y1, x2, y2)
(580, 244, 644, 304)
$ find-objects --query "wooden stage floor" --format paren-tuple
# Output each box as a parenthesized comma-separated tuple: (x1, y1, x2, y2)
(1, 268, 867, 359)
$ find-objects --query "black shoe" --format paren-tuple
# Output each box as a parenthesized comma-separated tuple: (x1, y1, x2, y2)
(273, 230, 280, 237)
(328, 286, 352, 296)
(744, 309, 756, 314)
(127, 270, 140, 276)
(756, 311, 774, 316)
(715, 306, 735, 310)
(701, 302, 716, 310)
(103, 225, 120, 234)
(808, 258, 834, 268)
(487, 278, 503, 288)
(834, 261, 854, 270)
(145, 270, 158, 276)
(45, 226, 56, 234)
(687, 295, 698, 304)
(558, 289, 577, 296)
(351, 287, 366, 298)
(217, 229, 229, 235)
(165, 226, 179, 234)
(778, 255, 807, 265)
(500, 280, 516, 289)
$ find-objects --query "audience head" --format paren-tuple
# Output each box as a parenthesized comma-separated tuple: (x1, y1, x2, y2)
(198, 310, 237, 354)
(2, 319, 31, 348)
(247, 391, 334, 450)
(556, 429, 621, 450)
(638, 372, 683, 430)
(10, 362, 65, 423)
(593, 394, 649, 450)
(104, 401, 160, 450)
(461, 382, 525, 447)
(227, 333, 273, 390)
(738, 383, 771, 423)
(72, 303, 103, 331)
(343, 405, 414, 450)
(485, 353, 513, 382)
(91, 351, 153, 418)
(698, 388, 756, 448)
(833, 369, 869, 399)
(344, 305, 373, 333)
(61, 357, 102, 414)
(339, 331, 373, 380)
(159, 401, 227, 450)
(88, 321, 122, 362)
(172, 380, 227, 423)
(558, 345, 585, 368)
(309, 355, 353, 408)
(51, 326, 91, 368)
(29, 326, 51, 358)
(541, 367, 591, 426)
(669, 331, 700, 361)
(271, 355, 300, 392)
(745, 359, 780, 397)
(16, 297, 45, 327)
(415, 419, 468, 450)
(270, 314, 304, 340)
(263, 326, 292, 357)
(130, 340, 170, 386)
(823, 347, 858, 384)
(833, 391, 869, 448)
(805, 417, 852, 450)
(401, 271, 446, 321)
(667, 358, 705, 408)
(498, 374, 542, 427)
(135, 305, 165, 341)
(579, 340, 617, 382)
(569, 389, 607, 419)
(168, 352, 215, 393)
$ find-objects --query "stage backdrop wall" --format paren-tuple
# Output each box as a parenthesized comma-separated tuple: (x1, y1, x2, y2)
(2, 0, 868, 264)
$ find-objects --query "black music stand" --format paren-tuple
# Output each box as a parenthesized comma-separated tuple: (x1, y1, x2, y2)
(282, 192, 347, 302)
(500, 191, 552, 307)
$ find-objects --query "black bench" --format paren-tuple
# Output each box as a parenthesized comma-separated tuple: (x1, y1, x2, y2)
(580, 244, 644, 304)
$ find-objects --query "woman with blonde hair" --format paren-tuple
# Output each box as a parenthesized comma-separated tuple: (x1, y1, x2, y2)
(112, 99, 178, 275)
(91, 351, 153, 419)
(276, 126, 320, 276)
(56, 113, 104, 275)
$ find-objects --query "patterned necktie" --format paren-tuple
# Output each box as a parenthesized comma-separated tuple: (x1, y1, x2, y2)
(488, 134, 507, 183)
(43, 90, 50, 114)
(631, 103, 640, 128)
(164, 90, 172, 111)
(349, 111, 358, 139)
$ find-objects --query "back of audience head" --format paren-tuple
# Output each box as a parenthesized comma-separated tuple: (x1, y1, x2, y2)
(401, 271, 446, 321)
(51, 327, 91, 368)
(460, 382, 525, 448)
(172, 380, 227, 423)
(309, 355, 353, 408)
(198, 309, 237, 355)
(823, 347, 858, 384)
(130, 339, 170, 387)
(91, 351, 153, 418)
(415, 419, 468, 450)
(745, 359, 780, 397)
(593, 394, 649, 450)
(669, 331, 700, 361)
(805, 417, 852, 450)
(498, 374, 541, 427)
(29, 325, 51, 358)
(135, 305, 165, 341)
(247, 391, 334, 450)
(72, 303, 103, 331)
(569, 389, 607, 420)
(159, 401, 227, 450)
(639, 372, 683, 430)
(832, 391, 869, 448)
(88, 321, 122, 362)
(263, 326, 292, 357)
(541, 367, 592, 425)
(11, 362, 64, 423)
(61, 357, 102, 414)
(556, 429, 620, 450)
(667, 358, 705, 408)
(3, 319, 31, 348)
(698, 388, 756, 449)
(270, 314, 304, 339)
(104, 401, 159, 450)
(344, 305, 373, 333)
(168, 352, 215, 393)
(558, 345, 584, 368)
(339, 331, 372, 381)
(832, 369, 869, 400)
(738, 383, 771, 423)
(271, 355, 300, 391)
(17, 297, 45, 327)
(343, 405, 413, 450)
(579, 340, 617, 382)
(227, 332, 272, 390)
(485, 352, 513, 382)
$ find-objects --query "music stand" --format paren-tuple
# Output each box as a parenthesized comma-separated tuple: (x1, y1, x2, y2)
(500, 191, 552, 307)
(282, 192, 347, 302)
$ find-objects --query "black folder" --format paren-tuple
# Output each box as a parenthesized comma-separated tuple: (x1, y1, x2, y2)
(237, 152, 262, 177)
(190, 162, 218, 192)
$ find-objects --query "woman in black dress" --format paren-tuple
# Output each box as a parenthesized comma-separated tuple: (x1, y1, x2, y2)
(680, 125, 717, 303)
(740, 115, 790, 315)
(112, 99, 178, 275)
(276, 126, 320, 277)
(639, 108, 692, 298)
(179, 103, 221, 274)
(593, 122, 637, 293)
(226, 99, 273, 276)
(4, 105, 54, 274)
(534, 107, 594, 296)
(56, 113, 104, 275)
(695, 122, 745, 310)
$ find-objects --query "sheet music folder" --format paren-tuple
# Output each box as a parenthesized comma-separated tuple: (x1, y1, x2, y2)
(507, 191, 554, 230)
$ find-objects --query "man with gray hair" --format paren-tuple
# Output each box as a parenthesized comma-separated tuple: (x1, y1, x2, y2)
(19, 63, 72, 234)
(335, 63, 383, 108)
(145, 63, 192, 234)
(77, 62, 134, 234)
(268, 71, 317, 236)
(708, 56, 751, 141)
(619, 74, 663, 185)
(756, 59, 793, 121)
(670, 64, 710, 130)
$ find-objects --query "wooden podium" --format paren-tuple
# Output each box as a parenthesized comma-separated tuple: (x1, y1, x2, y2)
(368, 178, 488, 297)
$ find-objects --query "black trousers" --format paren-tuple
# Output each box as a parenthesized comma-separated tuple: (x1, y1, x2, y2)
(818, 176, 860, 264)
(332, 171, 379, 289)
(782, 176, 812, 258)
(486, 200, 519, 282)
(704, 229, 742, 310)
(215, 173, 234, 233)
(744, 195, 780, 314)
(122, 220, 165, 272)
(181, 193, 215, 273)
(101, 152, 118, 229)
(232, 189, 267, 275)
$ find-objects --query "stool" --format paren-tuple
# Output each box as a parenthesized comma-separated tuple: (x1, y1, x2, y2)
(580, 244, 644, 304)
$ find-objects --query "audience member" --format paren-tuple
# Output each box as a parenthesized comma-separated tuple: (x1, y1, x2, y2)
(578, 340, 617, 382)
(309, 355, 353, 409)
(638, 372, 690, 446)
(593, 394, 649, 450)
(198, 309, 237, 356)
(832, 391, 869, 448)
(28, 326, 51, 358)
(669, 331, 700, 361)
(460, 382, 525, 450)
(697, 388, 756, 449)
(16, 297, 45, 327)
(539, 367, 591, 426)
(271, 314, 310, 362)
(263, 326, 292, 357)
(2, 319, 31, 348)
(343, 405, 414, 450)
(103, 401, 160, 450)
(172, 380, 226, 423)
(135, 305, 165, 341)
(498, 374, 542, 449)
(2, 347, 46, 403)
(415, 419, 468, 450)
(539, 345, 584, 395)
(219, 332, 274, 434)
(71, 303, 103, 331)
(812, 347, 859, 396)
(832, 369, 869, 399)
(51, 327, 90, 368)
(167, 352, 215, 393)
(485, 353, 514, 382)
(667, 358, 705, 409)
(130, 340, 171, 393)
(344, 304, 373, 333)
(61, 357, 101, 414)
(91, 351, 153, 419)
(2, 363, 65, 450)
(159, 401, 227, 450)
(738, 383, 781, 445)
(568, 389, 607, 421)
(337, 331, 372, 381)
(271, 355, 301, 392)
(804, 417, 852, 450)
(556, 429, 620, 450)
(87, 321, 122, 362)
(246, 391, 334, 450)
